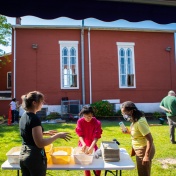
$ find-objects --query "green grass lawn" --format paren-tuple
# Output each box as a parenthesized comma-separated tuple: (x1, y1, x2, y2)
(0, 120, 176, 176)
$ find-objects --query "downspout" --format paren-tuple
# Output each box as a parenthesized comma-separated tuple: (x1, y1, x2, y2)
(13, 27, 16, 98)
(81, 20, 85, 105)
(174, 33, 176, 64)
(88, 28, 92, 104)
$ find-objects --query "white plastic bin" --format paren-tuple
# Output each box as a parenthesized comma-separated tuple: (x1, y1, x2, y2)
(6, 147, 21, 164)
(73, 147, 94, 165)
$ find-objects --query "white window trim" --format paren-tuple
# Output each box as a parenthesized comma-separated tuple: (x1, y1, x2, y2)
(7, 71, 12, 89)
(59, 41, 79, 89)
(116, 42, 136, 88)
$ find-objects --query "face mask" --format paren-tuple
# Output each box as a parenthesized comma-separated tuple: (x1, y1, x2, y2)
(123, 114, 131, 121)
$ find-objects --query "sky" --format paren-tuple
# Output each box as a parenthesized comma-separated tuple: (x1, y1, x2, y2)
(1, 16, 176, 53)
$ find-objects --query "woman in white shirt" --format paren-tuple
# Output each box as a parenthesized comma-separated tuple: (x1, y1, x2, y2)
(9, 98, 17, 123)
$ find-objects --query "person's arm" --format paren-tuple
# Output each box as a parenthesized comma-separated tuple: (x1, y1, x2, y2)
(79, 136, 87, 152)
(142, 133, 153, 165)
(32, 126, 72, 148)
(75, 119, 87, 151)
(86, 119, 102, 154)
(160, 105, 172, 113)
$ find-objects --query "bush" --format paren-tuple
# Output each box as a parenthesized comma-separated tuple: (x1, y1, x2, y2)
(46, 112, 61, 120)
(114, 109, 122, 116)
(90, 101, 114, 117)
(153, 111, 161, 119)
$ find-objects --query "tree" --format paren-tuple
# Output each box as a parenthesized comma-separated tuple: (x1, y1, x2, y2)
(0, 15, 12, 68)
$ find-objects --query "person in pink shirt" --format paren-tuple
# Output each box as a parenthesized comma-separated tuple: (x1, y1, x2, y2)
(75, 106, 103, 176)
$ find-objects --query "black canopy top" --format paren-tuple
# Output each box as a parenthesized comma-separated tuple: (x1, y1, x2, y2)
(1, 0, 176, 24)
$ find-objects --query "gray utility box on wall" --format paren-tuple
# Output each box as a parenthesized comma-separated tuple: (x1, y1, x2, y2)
(61, 100, 80, 118)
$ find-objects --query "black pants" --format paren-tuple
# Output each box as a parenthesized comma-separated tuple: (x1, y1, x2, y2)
(20, 145, 47, 176)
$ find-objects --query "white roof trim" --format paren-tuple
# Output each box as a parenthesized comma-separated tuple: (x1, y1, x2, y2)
(12, 25, 176, 33)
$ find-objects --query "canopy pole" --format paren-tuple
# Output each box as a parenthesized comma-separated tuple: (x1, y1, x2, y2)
(88, 28, 92, 104)
(81, 20, 85, 106)
(13, 27, 16, 98)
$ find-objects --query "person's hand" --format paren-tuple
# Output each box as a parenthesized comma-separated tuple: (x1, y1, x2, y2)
(85, 147, 94, 155)
(121, 127, 130, 134)
(142, 155, 150, 165)
(57, 132, 72, 141)
(43, 130, 58, 136)
(81, 144, 87, 153)
(130, 147, 135, 157)
(167, 109, 172, 113)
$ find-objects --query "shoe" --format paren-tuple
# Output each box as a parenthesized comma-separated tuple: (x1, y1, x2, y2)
(171, 141, 176, 144)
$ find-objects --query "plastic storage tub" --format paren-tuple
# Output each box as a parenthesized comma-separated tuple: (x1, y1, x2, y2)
(44, 144, 53, 164)
(51, 147, 73, 164)
(73, 147, 94, 165)
(6, 146, 21, 164)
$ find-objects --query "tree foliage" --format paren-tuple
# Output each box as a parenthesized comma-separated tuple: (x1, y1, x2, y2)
(0, 15, 12, 69)
(0, 55, 11, 69)
(0, 15, 12, 56)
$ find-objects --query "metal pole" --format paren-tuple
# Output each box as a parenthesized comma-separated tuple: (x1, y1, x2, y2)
(174, 33, 176, 64)
(13, 27, 16, 98)
(81, 20, 85, 105)
(88, 28, 92, 104)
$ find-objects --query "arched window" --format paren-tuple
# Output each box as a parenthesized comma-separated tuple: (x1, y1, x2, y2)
(59, 41, 79, 89)
(117, 42, 135, 88)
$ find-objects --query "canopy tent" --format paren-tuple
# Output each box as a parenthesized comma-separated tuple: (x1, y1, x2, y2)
(1, 0, 176, 24)
(2, 0, 176, 106)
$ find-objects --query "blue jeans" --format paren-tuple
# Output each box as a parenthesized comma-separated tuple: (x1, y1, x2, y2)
(15, 110, 19, 122)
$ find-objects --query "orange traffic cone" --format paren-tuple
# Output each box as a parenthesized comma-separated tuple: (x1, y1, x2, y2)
(8, 108, 12, 126)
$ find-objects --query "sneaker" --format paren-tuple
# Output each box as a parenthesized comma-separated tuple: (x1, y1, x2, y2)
(171, 141, 176, 144)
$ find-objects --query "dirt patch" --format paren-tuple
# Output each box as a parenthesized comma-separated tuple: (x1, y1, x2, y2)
(158, 158, 176, 169)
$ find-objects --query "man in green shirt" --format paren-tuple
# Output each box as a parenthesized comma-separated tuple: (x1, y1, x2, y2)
(160, 90, 176, 144)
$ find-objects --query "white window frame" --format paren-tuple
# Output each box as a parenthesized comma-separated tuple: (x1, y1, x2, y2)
(116, 42, 136, 88)
(59, 41, 79, 89)
(7, 71, 12, 89)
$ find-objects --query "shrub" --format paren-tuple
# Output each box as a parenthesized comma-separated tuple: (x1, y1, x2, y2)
(46, 112, 61, 120)
(153, 111, 161, 119)
(114, 109, 122, 116)
(90, 100, 114, 117)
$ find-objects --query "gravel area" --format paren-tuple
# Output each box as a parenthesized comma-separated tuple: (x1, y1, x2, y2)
(158, 158, 176, 169)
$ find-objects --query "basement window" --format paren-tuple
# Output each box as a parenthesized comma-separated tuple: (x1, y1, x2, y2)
(0, 91, 11, 99)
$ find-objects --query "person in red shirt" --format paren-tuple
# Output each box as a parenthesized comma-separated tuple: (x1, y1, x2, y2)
(75, 106, 103, 176)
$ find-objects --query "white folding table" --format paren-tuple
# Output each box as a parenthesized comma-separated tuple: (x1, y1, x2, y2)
(1, 148, 135, 176)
